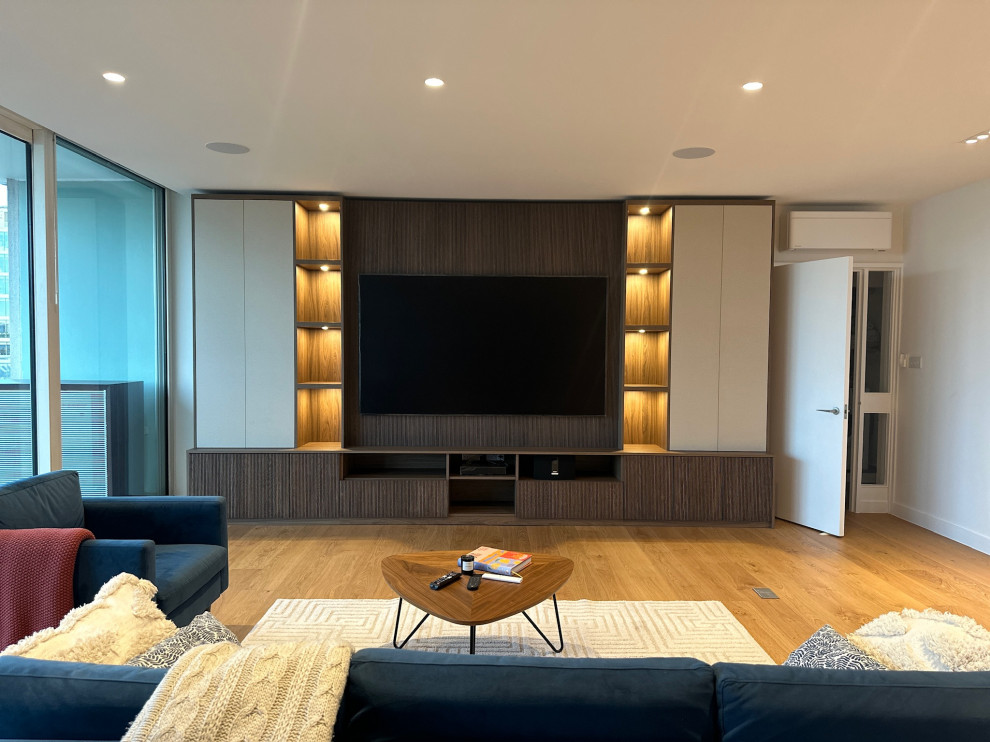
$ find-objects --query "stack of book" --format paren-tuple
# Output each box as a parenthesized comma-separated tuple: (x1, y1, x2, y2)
(458, 546, 532, 581)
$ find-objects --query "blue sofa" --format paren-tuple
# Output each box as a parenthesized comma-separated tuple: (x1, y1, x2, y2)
(1, 648, 989, 741)
(0, 470, 228, 627)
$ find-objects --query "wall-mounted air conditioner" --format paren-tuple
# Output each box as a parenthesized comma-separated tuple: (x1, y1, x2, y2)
(787, 211, 892, 251)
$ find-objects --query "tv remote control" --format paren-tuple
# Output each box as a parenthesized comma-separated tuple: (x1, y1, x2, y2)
(467, 574, 482, 591)
(429, 571, 461, 590)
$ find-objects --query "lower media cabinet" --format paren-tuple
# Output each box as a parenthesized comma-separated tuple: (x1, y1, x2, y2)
(187, 447, 773, 526)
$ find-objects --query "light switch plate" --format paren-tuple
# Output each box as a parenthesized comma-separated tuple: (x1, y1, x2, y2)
(908, 355, 923, 369)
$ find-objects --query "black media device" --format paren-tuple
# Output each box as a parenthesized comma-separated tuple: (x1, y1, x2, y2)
(467, 574, 482, 591)
(459, 454, 508, 476)
(532, 455, 576, 480)
(358, 275, 608, 416)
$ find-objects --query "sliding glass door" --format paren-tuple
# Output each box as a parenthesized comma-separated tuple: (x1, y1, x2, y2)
(0, 129, 34, 485)
(56, 141, 166, 495)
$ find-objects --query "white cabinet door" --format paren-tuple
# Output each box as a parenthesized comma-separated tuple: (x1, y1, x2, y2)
(718, 205, 772, 451)
(244, 200, 295, 447)
(669, 205, 723, 451)
(669, 204, 772, 452)
(194, 199, 246, 447)
(194, 199, 295, 448)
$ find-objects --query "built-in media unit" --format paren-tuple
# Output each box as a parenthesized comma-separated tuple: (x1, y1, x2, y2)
(190, 194, 774, 525)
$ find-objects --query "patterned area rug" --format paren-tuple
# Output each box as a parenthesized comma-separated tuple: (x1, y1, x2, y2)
(243, 598, 774, 664)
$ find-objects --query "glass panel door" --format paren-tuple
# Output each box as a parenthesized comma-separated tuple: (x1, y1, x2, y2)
(56, 141, 166, 495)
(0, 129, 34, 485)
(849, 268, 899, 511)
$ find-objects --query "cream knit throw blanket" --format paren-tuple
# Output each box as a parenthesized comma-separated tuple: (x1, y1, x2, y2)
(123, 640, 352, 742)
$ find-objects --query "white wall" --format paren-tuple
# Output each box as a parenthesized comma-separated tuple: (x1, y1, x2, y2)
(167, 190, 195, 493)
(894, 177, 990, 554)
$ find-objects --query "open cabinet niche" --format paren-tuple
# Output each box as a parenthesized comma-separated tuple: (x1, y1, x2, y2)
(294, 200, 343, 447)
(623, 204, 672, 450)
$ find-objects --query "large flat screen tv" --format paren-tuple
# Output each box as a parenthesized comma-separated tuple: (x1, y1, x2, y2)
(359, 275, 608, 415)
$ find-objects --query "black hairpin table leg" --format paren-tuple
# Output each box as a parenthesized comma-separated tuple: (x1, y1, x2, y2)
(392, 598, 430, 649)
(521, 593, 564, 653)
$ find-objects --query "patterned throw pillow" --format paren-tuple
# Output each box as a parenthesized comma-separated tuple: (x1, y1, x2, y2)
(783, 625, 889, 670)
(125, 612, 239, 668)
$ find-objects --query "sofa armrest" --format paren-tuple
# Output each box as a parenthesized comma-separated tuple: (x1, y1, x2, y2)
(73, 539, 156, 606)
(0, 656, 165, 740)
(82, 496, 227, 547)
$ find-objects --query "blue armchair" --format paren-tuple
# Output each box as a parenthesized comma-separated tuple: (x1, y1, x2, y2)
(0, 470, 228, 627)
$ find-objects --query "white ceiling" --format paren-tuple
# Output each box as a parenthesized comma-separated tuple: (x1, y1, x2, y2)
(2, 0, 990, 204)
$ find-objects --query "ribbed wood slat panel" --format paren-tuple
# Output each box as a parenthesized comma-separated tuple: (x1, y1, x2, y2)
(626, 210, 672, 264)
(288, 454, 340, 519)
(342, 198, 625, 449)
(189, 449, 771, 523)
(188, 452, 291, 519)
(516, 479, 623, 520)
(671, 456, 721, 521)
(720, 456, 774, 524)
(622, 455, 675, 520)
(340, 478, 447, 518)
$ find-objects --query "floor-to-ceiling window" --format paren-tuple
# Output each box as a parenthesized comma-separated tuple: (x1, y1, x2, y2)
(55, 141, 166, 495)
(0, 129, 34, 485)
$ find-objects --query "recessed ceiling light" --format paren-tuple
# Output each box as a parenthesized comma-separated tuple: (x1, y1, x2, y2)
(320, 265, 330, 272)
(672, 147, 716, 159)
(321, 325, 330, 331)
(102, 72, 125, 83)
(318, 203, 330, 211)
(639, 207, 650, 215)
(638, 268, 649, 275)
(205, 142, 250, 155)
(638, 329, 646, 334)
(742, 81, 763, 91)
(424, 77, 445, 87)
(961, 127, 990, 144)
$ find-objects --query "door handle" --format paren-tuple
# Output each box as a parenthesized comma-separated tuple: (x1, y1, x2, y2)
(816, 407, 841, 415)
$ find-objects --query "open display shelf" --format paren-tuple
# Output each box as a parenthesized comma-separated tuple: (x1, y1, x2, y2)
(623, 204, 672, 450)
(294, 200, 343, 446)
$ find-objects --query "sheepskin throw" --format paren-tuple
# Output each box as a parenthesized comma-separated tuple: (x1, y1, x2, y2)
(123, 640, 352, 742)
(849, 608, 990, 671)
(0, 572, 175, 663)
(0, 526, 93, 649)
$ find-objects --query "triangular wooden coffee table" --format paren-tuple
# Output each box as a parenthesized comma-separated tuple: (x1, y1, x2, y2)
(381, 551, 574, 654)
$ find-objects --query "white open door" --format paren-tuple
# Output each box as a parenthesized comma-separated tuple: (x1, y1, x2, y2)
(769, 257, 853, 536)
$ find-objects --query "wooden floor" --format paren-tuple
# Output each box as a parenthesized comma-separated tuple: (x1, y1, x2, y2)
(210, 513, 990, 663)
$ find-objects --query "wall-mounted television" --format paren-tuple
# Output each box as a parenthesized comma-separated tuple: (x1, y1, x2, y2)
(359, 275, 608, 416)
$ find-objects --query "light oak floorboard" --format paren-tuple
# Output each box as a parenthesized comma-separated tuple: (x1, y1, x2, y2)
(210, 514, 990, 663)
